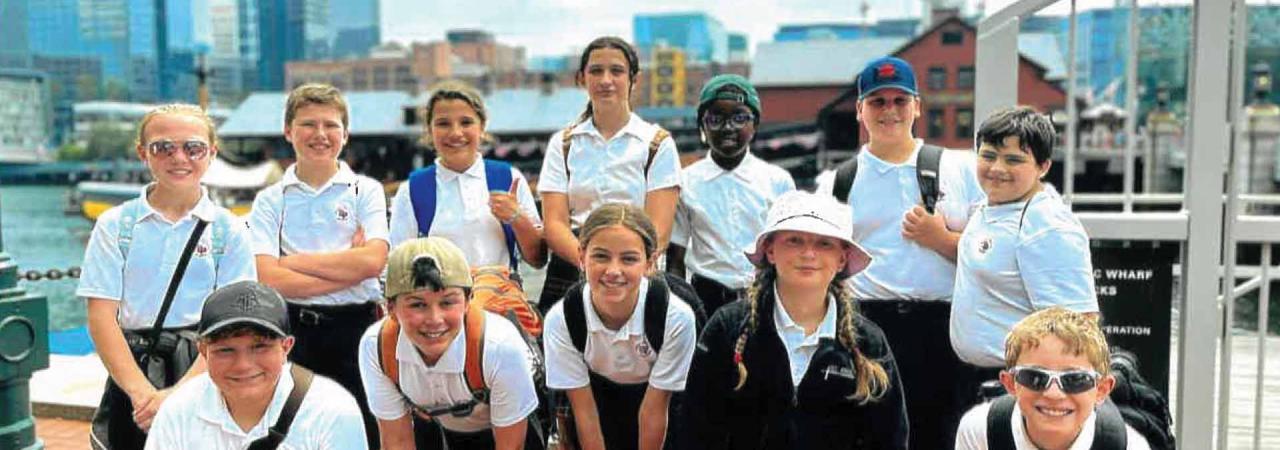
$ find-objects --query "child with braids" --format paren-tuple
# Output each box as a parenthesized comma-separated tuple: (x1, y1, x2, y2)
(682, 190, 908, 450)
(542, 203, 698, 450)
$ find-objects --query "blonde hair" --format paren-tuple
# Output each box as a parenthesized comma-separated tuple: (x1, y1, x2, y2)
(419, 79, 493, 148)
(134, 103, 219, 149)
(1004, 307, 1111, 376)
(731, 266, 890, 404)
(577, 203, 657, 259)
(284, 83, 349, 129)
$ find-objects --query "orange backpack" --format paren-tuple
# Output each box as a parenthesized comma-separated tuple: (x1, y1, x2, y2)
(377, 265, 544, 416)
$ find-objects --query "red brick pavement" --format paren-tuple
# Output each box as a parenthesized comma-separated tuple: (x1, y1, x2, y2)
(35, 417, 90, 450)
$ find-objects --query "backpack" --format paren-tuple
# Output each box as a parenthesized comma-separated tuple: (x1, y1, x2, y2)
(985, 348, 1176, 450)
(832, 144, 944, 213)
(407, 159, 519, 270)
(986, 395, 1128, 450)
(561, 125, 671, 183)
(117, 196, 232, 267)
(376, 265, 545, 419)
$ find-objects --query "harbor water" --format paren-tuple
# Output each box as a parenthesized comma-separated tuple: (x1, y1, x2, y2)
(1, 184, 93, 332)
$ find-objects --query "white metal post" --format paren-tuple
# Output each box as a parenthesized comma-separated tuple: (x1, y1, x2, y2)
(1181, 1, 1234, 448)
(1065, 0, 1078, 202)
(1123, 0, 1139, 212)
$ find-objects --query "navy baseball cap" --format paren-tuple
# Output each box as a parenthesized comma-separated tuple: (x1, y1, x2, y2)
(857, 56, 918, 100)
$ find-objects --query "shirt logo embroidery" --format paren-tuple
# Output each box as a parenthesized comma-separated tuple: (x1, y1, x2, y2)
(635, 339, 654, 358)
(335, 204, 351, 222)
(978, 237, 993, 254)
(194, 242, 210, 258)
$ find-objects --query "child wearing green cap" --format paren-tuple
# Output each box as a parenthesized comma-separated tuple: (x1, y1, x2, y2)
(667, 74, 795, 317)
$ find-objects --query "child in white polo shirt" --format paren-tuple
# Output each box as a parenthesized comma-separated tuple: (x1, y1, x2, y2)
(78, 104, 257, 449)
(246, 83, 390, 447)
(358, 237, 541, 450)
(668, 74, 794, 316)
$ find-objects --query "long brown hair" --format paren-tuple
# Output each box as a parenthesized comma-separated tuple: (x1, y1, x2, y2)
(575, 36, 640, 124)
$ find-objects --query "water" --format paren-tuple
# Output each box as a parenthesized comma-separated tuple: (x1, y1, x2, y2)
(1, 184, 93, 331)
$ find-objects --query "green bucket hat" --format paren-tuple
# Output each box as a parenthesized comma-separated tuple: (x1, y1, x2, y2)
(697, 74, 762, 125)
(385, 237, 473, 300)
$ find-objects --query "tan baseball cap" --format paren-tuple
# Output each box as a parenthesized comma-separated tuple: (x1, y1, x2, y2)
(385, 237, 473, 300)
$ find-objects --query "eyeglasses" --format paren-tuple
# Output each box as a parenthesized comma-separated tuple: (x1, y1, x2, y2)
(702, 112, 753, 131)
(147, 139, 211, 160)
(1009, 366, 1101, 394)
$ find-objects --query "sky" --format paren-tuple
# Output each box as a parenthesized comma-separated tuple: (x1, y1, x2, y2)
(379, 0, 1210, 58)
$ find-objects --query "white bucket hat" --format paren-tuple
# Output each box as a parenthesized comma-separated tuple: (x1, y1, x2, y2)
(744, 190, 873, 278)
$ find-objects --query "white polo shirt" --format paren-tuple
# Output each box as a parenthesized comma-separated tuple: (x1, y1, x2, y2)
(247, 162, 389, 305)
(357, 313, 539, 433)
(77, 185, 257, 330)
(543, 278, 697, 391)
(388, 158, 542, 267)
(537, 113, 682, 228)
(816, 141, 986, 301)
(672, 153, 795, 289)
(144, 364, 368, 450)
(954, 401, 1153, 450)
(951, 185, 1099, 367)
(773, 289, 838, 387)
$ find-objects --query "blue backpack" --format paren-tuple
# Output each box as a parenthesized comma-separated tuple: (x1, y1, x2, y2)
(116, 196, 231, 268)
(407, 159, 518, 270)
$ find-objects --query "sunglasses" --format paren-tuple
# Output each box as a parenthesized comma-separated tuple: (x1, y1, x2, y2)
(702, 112, 753, 131)
(1009, 366, 1101, 395)
(147, 139, 211, 160)
(414, 400, 476, 419)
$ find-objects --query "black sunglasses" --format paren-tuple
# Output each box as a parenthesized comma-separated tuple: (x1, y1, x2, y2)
(147, 139, 211, 160)
(1009, 366, 1101, 394)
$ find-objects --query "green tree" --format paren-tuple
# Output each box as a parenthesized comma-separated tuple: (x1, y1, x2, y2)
(85, 122, 134, 160)
(55, 143, 90, 161)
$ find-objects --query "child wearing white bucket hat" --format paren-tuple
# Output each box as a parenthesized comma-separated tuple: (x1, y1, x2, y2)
(681, 190, 909, 449)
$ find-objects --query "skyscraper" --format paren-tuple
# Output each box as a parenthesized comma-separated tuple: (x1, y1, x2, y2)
(255, 0, 328, 90)
(330, 0, 379, 59)
(0, 0, 31, 68)
(633, 12, 727, 64)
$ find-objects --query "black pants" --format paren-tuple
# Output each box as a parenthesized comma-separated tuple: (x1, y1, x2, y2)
(538, 254, 581, 317)
(690, 273, 745, 318)
(858, 300, 969, 450)
(411, 416, 546, 450)
(91, 329, 198, 450)
(287, 301, 380, 449)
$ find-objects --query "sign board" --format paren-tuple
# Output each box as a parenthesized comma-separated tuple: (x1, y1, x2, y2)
(1091, 244, 1176, 397)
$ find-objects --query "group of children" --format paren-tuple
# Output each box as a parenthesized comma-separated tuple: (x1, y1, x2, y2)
(77, 33, 1146, 450)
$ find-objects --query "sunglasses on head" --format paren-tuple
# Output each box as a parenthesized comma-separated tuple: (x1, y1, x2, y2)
(702, 112, 753, 131)
(1009, 366, 1101, 394)
(147, 139, 211, 160)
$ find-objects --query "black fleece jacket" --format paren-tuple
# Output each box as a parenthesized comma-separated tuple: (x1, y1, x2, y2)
(680, 291, 909, 450)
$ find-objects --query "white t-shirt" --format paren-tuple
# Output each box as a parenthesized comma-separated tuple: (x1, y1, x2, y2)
(537, 113, 682, 228)
(672, 153, 795, 289)
(357, 313, 539, 433)
(815, 141, 986, 301)
(388, 158, 541, 267)
(955, 401, 1153, 450)
(76, 185, 257, 329)
(773, 290, 838, 387)
(951, 184, 1099, 367)
(543, 278, 697, 391)
(246, 162, 389, 305)
(145, 364, 368, 450)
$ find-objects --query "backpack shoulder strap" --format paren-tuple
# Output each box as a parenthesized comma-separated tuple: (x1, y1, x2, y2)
(210, 211, 231, 268)
(833, 156, 859, 204)
(985, 396, 1018, 450)
(563, 281, 589, 354)
(483, 159, 519, 270)
(917, 144, 944, 214)
(246, 364, 314, 450)
(116, 197, 146, 259)
(463, 302, 489, 402)
(377, 318, 402, 387)
(1090, 400, 1129, 450)
(407, 166, 439, 237)
(646, 127, 671, 178)
(561, 126, 575, 184)
(643, 276, 671, 354)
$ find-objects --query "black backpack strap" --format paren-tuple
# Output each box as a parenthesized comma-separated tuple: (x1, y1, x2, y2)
(985, 396, 1018, 450)
(246, 364, 315, 450)
(145, 219, 209, 354)
(832, 156, 859, 204)
(1090, 400, 1129, 450)
(563, 281, 589, 354)
(643, 276, 671, 354)
(917, 144, 944, 214)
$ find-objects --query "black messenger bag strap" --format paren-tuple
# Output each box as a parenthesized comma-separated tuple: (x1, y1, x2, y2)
(144, 219, 209, 356)
(247, 364, 316, 450)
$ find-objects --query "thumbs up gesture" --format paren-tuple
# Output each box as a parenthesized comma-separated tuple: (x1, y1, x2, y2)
(489, 178, 523, 225)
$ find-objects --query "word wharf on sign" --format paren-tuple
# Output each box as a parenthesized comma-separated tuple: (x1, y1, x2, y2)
(1093, 268, 1155, 280)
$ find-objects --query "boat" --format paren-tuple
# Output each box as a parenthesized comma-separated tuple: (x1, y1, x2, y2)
(72, 158, 281, 220)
